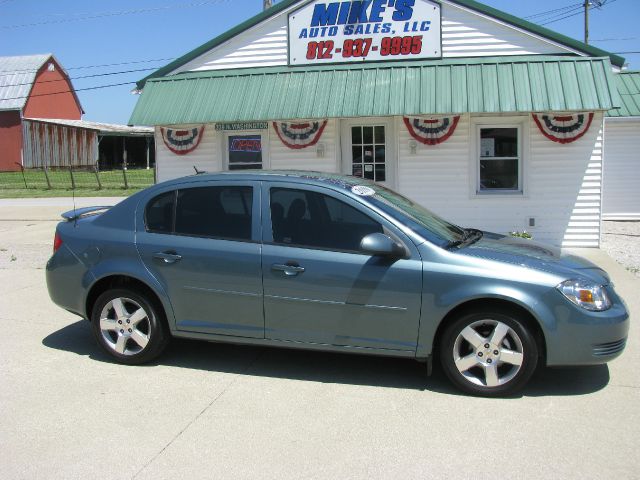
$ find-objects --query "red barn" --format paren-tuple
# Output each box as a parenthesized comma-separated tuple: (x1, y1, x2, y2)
(0, 54, 83, 171)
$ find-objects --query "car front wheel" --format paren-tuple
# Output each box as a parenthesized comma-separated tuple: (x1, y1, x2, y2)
(439, 310, 539, 397)
(91, 288, 169, 365)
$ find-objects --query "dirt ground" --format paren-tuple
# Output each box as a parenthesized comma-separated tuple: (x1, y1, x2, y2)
(602, 221, 640, 278)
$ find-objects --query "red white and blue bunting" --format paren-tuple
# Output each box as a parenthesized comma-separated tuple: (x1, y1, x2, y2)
(160, 125, 205, 155)
(532, 113, 594, 144)
(273, 120, 328, 149)
(403, 116, 461, 145)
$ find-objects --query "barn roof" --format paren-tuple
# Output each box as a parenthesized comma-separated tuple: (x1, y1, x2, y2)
(0, 54, 83, 113)
(25, 117, 154, 137)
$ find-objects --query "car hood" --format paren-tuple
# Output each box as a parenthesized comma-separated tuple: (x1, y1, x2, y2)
(455, 232, 610, 285)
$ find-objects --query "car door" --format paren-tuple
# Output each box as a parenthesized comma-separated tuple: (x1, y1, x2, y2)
(136, 181, 264, 338)
(261, 181, 423, 352)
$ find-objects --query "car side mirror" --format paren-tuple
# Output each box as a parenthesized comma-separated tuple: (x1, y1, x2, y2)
(360, 233, 406, 258)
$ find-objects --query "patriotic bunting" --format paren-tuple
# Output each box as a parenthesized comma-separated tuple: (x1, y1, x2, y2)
(403, 116, 461, 145)
(532, 113, 594, 144)
(273, 120, 328, 149)
(160, 126, 205, 155)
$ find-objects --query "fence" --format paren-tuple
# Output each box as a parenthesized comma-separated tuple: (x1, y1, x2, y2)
(0, 164, 155, 193)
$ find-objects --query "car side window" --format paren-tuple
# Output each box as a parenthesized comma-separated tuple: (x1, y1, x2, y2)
(270, 188, 383, 252)
(174, 186, 253, 241)
(145, 191, 175, 233)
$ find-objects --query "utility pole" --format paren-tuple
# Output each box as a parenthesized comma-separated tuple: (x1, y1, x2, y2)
(584, 0, 589, 44)
(585, 1, 605, 45)
(264, 0, 273, 10)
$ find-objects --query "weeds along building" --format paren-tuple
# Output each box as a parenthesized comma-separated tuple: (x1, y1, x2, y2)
(129, 0, 634, 247)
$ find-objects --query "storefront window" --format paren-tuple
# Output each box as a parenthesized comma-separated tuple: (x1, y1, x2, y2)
(351, 126, 386, 182)
(478, 127, 520, 192)
(228, 135, 263, 170)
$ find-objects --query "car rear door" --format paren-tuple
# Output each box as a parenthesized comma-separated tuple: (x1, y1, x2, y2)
(261, 181, 423, 352)
(136, 180, 264, 338)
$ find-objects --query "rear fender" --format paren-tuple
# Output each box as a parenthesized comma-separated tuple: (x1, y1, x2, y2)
(85, 258, 177, 331)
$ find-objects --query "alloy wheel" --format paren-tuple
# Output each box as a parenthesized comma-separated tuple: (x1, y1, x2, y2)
(452, 319, 525, 388)
(99, 297, 151, 356)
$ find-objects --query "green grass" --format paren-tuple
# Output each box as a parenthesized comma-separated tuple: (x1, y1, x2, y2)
(0, 188, 146, 198)
(0, 169, 154, 198)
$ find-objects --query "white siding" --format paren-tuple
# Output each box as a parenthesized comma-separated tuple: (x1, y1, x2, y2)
(397, 113, 605, 247)
(155, 122, 339, 182)
(441, 2, 577, 58)
(174, 0, 575, 74)
(268, 119, 339, 172)
(155, 125, 221, 183)
(602, 119, 640, 220)
(155, 114, 606, 247)
(175, 19, 288, 73)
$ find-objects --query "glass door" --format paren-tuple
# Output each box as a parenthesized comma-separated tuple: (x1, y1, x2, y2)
(342, 119, 395, 188)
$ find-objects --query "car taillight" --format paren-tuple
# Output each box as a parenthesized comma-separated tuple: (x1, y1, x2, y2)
(53, 231, 63, 254)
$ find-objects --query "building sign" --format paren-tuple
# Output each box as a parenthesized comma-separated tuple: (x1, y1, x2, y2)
(228, 135, 263, 170)
(288, 0, 441, 66)
(215, 122, 269, 131)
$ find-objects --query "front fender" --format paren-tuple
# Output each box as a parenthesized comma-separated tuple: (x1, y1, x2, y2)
(415, 252, 559, 358)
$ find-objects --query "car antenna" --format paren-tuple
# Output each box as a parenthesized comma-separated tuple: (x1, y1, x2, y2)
(72, 174, 77, 227)
(193, 166, 205, 175)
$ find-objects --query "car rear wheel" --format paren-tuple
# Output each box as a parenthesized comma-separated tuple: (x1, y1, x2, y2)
(91, 288, 169, 365)
(439, 310, 538, 397)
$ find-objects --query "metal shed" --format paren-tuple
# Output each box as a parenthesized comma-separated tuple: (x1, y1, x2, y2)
(23, 118, 154, 170)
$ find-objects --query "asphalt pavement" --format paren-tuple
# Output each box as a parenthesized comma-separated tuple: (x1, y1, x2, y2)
(0, 200, 638, 479)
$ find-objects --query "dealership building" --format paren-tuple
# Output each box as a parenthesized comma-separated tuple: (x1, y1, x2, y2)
(129, 0, 635, 247)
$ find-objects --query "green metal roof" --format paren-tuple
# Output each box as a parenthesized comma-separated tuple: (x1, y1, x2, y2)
(129, 56, 621, 126)
(135, 0, 624, 89)
(608, 71, 640, 117)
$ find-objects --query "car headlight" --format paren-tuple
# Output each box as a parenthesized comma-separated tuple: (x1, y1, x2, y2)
(557, 279, 612, 312)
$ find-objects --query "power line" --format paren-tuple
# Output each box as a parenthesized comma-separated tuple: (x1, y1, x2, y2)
(0, 67, 161, 89)
(592, 37, 637, 42)
(540, 0, 620, 26)
(525, 3, 582, 20)
(0, 0, 229, 29)
(0, 81, 137, 102)
(69, 58, 176, 71)
(0, 58, 175, 77)
(540, 8, 585, 25)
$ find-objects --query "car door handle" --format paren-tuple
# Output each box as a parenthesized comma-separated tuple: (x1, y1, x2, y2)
(272, 263, 305, 276)
(153, 252, 183, 264)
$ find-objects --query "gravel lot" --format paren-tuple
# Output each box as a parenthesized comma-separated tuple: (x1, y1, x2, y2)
(602, 221, 640, 278)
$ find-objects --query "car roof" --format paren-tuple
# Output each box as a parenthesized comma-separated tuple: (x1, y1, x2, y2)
(156, 170, 373, 191)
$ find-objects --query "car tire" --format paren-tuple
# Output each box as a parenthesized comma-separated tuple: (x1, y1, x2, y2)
(91, 288, 169, 365)
(439, 309, 538, 397)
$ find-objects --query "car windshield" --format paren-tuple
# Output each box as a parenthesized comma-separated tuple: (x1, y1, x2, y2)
(356, 184, 466, 248)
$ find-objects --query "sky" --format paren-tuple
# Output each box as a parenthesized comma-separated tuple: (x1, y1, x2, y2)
(0, 0, 638, 125)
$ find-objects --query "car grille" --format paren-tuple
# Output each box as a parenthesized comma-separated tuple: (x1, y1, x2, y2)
(592, 338, 627, 357)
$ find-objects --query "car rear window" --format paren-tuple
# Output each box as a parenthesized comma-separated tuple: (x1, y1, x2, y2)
(175, 186, 253, 241)
(145, 186, 253, 241)
(145, 191, 175, 233)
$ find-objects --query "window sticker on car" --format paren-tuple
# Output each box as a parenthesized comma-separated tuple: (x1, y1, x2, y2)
(351, 186, 376, 196)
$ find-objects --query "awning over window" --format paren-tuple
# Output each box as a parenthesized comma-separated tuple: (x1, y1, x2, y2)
(129, 56, 621, 126)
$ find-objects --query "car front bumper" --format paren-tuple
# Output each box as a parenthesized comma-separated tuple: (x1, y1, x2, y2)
(543, 287, 629, 367)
